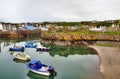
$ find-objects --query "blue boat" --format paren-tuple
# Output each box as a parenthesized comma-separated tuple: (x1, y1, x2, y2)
(25, 41, 37, 48)
(26, 60, 57, 76)
(9, 46, 24, 51)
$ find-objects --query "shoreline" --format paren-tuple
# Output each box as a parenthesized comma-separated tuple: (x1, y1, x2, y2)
(89, 46, 120, 79)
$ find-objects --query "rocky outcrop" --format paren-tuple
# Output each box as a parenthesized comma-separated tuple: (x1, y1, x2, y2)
(41, 33, 120, 41)
(39, 38, 88, 46)
(40, 32, 120, 46)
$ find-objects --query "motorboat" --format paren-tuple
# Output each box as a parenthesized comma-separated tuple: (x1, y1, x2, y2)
(25, 41, 37, 48)
(26, 60, 57, 76)
(36, 47, 50, 51)
(13, 53, 30, 61)
(9, 45, 24, 51)
(35, 42, 50, 51)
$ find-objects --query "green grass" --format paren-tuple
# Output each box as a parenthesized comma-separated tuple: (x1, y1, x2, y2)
(42, 30, 120, 35)
(95, 43, 114, 47)
(102, 31, 120, 35)
(95, 43, 120, 51)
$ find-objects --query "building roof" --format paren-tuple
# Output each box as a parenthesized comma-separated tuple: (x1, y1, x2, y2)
(24, 24, 34, 30)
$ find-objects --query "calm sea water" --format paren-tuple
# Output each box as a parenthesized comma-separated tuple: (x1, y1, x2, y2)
(0, 40, 102, 79)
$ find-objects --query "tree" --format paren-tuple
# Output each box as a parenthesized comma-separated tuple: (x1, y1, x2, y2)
(15, 25, 19, 29)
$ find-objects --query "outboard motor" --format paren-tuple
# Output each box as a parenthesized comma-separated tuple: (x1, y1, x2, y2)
(22, 47, 25, 50)
(48, 66, 57, 76)
(21, 47, 25, 52)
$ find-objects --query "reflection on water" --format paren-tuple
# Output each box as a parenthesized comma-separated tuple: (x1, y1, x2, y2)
(13, 58, 30, 63)
(47, 45, 97, 57)
(0, 42, 10, 52)
(27, 71, 55, 79)
(0, 40, 102, 79)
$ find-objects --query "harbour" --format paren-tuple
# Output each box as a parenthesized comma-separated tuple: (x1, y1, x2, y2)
(0, 39, 102, 79)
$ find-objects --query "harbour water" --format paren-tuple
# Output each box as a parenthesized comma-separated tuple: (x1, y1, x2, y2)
(0, 40, 102, 79)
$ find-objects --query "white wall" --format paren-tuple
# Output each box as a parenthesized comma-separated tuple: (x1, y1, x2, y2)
(0, 23, 3, 30)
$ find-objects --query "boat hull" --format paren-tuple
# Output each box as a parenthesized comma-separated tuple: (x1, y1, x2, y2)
(27, 71, 52, 79)
(14, 56, 30, 61)
(25, 45, 37, 48)
(29, 69, 50, 76)
(9, 47, 24, 51)
(36, 48, 50, 51)
(14, 53, 30, 61)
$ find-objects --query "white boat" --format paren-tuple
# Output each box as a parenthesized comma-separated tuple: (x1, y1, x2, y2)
(26, 60, 57, 76)
(36, 47, 50, 51)
(29, 67, 50, 76)
(36, 44, 50, 51)
(13, 53, 30, 61)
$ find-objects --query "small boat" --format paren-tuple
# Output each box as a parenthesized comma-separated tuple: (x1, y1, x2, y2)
(9, 45, 24, 51)
(26, 60, 57, 76)
(25, 41, 37, 48)
(13, 53, 30, 61)
(36, 47, 50, 51)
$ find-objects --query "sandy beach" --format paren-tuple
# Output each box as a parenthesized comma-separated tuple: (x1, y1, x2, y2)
(89, 46, 120, 79)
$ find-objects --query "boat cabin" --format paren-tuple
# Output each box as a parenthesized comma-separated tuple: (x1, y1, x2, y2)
(29, 60, 42, 69)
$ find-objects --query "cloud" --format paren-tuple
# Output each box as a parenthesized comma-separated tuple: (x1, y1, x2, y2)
(0, 0, 120, 22)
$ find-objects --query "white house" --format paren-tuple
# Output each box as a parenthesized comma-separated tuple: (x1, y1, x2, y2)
(0, 23, 3, 31)
(89, 26, 105, 31)
(1, 23, 17, 31)
(39, 26, 49, 31)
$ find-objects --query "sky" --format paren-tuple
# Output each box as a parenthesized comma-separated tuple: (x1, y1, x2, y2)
(0, 0, 120, 23)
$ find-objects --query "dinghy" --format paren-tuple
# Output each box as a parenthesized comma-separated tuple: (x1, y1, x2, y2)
(26, 60, 57, 76)
(25, 41, 37, 48)
(36, 47, 50, 51)
(9, 45, 24, 52)
(13, 53, 30, 61)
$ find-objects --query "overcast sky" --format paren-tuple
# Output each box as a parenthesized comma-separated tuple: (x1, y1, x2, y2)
(0, 0, 120, 22)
